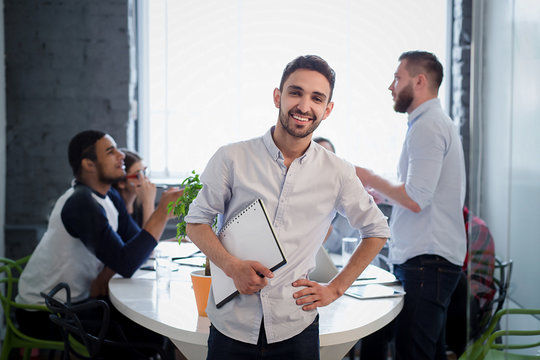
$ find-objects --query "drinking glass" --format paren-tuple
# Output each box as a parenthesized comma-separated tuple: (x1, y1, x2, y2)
(342, 237, 359, 266)
(154, 248, 171, 289)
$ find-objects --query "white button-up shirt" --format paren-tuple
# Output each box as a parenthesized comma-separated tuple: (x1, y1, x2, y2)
(185, 127, 390, 344)
(389, 98, 467, 266)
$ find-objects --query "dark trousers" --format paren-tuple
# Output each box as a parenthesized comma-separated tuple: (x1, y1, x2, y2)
(393, 255, 461, 360)
(206, 315, 320, 360)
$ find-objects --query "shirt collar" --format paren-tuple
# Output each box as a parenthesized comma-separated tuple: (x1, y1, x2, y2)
(408, 98, 440, 128)
(262, 126, 311, 164)
(263, 126, 282, 161)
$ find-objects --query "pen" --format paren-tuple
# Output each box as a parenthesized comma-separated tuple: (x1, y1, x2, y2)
(171, 251, 204, 261)
(174, 262, 204, 268)
(140, 265, 181, 271)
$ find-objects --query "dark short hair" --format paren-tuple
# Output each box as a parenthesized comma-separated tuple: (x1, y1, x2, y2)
(68, 130, 106, 177)
(313, 136, 336, 153)
(279, 55, 336, 101)
(399, 51, 443, 90)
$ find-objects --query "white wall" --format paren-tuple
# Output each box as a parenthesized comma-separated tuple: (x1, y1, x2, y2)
(476, 0, 513, 261)
(479, 0, 540, 309)
(507, 0, 540, 311)
(475, 0, 540, 345)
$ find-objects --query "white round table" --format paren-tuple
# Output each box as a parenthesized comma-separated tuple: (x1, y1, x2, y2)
(109, 243, 403, 360)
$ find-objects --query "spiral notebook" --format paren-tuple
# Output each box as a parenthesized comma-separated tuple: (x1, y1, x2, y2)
(211, 199, 287, 308)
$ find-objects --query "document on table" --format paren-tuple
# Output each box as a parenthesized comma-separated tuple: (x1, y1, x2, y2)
(345, 284, 405, 300)
(211, 199, 287, 308)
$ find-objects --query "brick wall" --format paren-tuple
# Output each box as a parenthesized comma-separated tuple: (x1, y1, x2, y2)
(4, 0, 135, 259)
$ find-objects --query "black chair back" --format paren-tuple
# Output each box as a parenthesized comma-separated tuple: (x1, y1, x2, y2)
(41, 282, 168, 360)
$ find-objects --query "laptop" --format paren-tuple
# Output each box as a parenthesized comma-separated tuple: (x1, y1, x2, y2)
(309, 247, 339, 283)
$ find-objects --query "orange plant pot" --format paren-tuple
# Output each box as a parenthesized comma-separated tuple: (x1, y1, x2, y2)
(191, 269, 212, 317)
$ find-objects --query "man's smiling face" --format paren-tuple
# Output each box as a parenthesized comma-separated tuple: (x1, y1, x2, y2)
(274, 69, 334, 139)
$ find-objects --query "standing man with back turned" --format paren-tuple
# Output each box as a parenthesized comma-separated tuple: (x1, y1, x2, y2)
(185, 55, 391, 360)
(356, 51, 467, 360)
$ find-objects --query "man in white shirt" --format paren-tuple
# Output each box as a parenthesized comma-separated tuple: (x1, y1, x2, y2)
(356, 51, 467, 360)
(185, 55, 391, 359)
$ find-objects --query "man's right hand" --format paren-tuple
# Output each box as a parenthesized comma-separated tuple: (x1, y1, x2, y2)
(156, 187, 183, 219)
(227, 259, 273, 295)
(144, 188, 183, 241)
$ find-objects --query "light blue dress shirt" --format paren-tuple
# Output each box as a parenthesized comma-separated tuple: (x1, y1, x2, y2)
(389, 98, 467, 266)
(185, 126, 390, 345)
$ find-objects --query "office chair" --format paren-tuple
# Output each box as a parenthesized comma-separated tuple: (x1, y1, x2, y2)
(469, 256, 514, 342)
(41, 282, 169, 360)
(492, 257, 513, 314)
(0, 256, 64, 360)
(459, 308, 540, 360)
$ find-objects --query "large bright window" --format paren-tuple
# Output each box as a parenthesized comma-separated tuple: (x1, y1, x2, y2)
(138, 0, 448, 182)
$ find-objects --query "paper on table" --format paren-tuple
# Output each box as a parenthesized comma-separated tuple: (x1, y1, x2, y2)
(345, 283, 405, 300)
(211, 199, 286, 308)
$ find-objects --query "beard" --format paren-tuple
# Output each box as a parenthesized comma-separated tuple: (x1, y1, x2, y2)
(97, 163, 124, 184)
(278, 107, 322, 139)
(393, 82, 414, 113)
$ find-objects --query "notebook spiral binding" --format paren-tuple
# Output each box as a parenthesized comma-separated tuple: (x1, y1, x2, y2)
(218, 199, 259, 236)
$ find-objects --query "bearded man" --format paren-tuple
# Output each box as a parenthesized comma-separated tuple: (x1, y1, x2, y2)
(356, 51, 467, 360)
(16, 130, 182, 358)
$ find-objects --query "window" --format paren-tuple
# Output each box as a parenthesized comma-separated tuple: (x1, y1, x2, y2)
(138, 0, 448, 182)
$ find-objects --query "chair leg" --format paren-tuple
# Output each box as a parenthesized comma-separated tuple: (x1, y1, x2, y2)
(47, 350, 58, 360)
(0, 331, 13, 360)
(21, 348, 32, 360)
(0, 340, 11, 360)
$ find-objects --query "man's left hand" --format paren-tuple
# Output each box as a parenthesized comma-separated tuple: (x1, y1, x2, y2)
(90, 266, 116, 298)
(292, 278, 341, 311)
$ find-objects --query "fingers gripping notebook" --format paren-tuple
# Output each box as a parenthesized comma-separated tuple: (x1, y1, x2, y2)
(211, 199, 287, 308)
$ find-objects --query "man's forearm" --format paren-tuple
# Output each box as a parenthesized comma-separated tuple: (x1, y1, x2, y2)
(329, 236, 387, 296)
(186, 223, 238, 276)
(356, 166, 421, 213)
(142, 206, 168, 242)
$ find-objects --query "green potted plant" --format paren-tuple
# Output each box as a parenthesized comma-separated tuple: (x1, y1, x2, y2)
(168, 170, 203, 242)
(168, 170, 216, 276)
(168, 171, 215, 316)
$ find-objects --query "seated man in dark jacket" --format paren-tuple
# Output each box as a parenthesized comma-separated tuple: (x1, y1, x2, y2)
(16, 130, 182, 354)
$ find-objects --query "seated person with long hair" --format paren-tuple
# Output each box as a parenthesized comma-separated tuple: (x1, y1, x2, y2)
(112, 149, 156, 227)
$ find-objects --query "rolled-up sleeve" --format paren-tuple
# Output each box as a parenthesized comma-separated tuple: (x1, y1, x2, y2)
(404, 122, 447, 210)
(339, 164, 391, 239)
